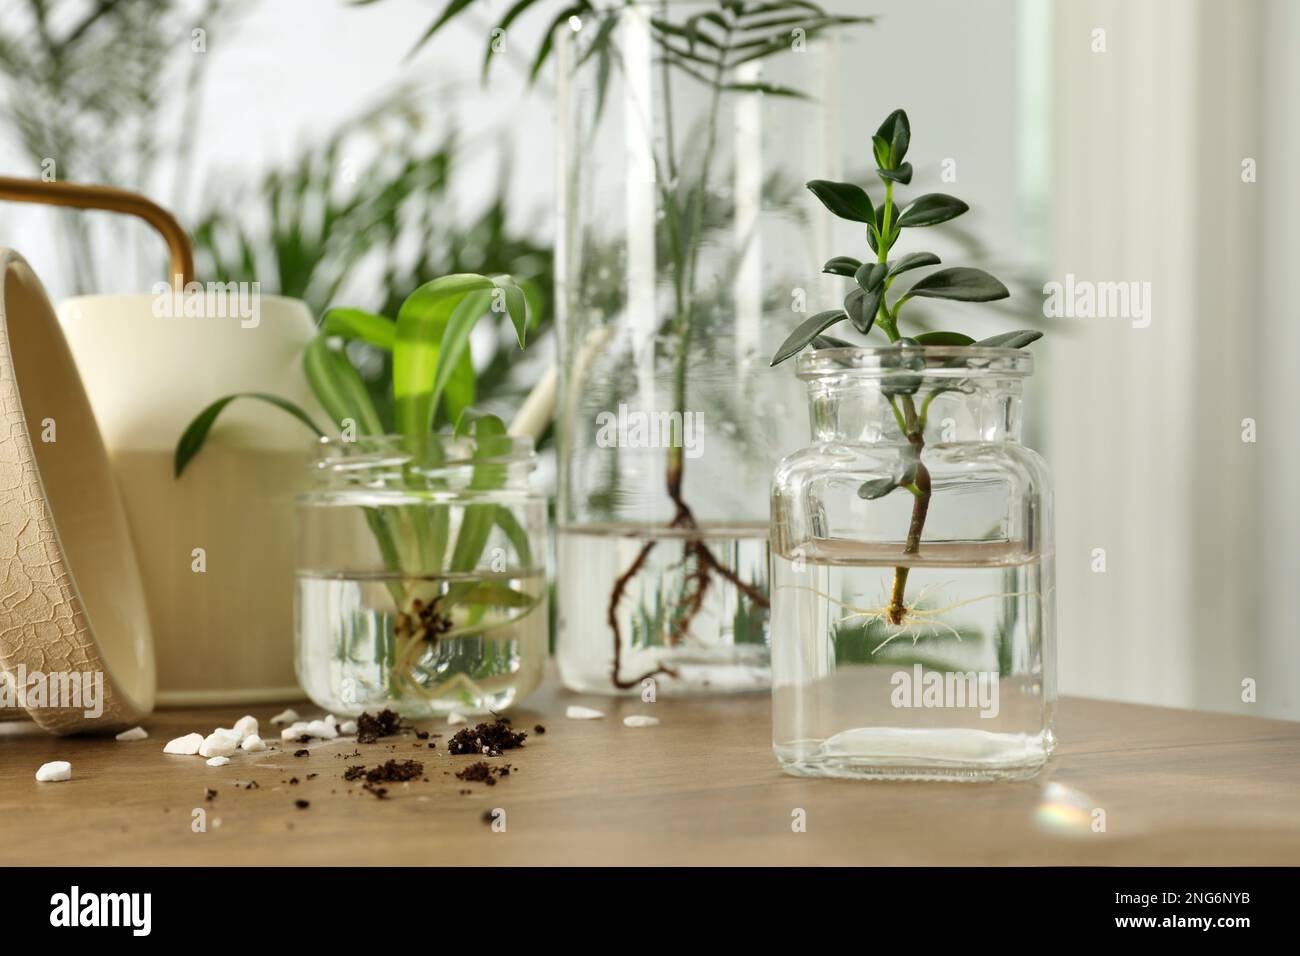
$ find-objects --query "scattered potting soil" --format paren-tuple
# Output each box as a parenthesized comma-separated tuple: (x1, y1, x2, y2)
(343, 759, 424, 785)
(534, 724, 546, 735)
(295, 800, 310, 810)
(447, 719, 527, 756)
(294, 749, 309, 757)
(454, 761, 513, 786)
(356, 709, 403, 744)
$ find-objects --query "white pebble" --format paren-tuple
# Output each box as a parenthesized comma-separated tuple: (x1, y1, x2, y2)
(205, 756, 230, 767)
(233, 715, 258, 741)
(566, 705, 605, 720)
(199, 732, 238, 758)
(305, 719, 338, 740)
(240, 734, 267, 752)
(210, 728, 241, 747)
(623, 715, 660, 728)
(324, 714, 338, 728)
(164, 733, 204, 755)
(339, 720, 358, 735)
(447, 712, 468, 725)
(35, 760, 71, 782)
(280, 721, 310, 741)
(269, 708, 299, 725)
(115, 726, 147, 741)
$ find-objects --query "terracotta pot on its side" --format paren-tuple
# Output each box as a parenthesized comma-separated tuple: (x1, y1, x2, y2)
(0, 248, 155, 732)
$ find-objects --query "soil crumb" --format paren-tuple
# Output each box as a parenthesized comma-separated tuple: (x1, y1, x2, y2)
(447, 719, 527, 756)
(455, 761, 513, 786)
(356, 709, 403, 744)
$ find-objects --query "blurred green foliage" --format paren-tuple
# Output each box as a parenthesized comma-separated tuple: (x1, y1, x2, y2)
(189, 91, 554, 429)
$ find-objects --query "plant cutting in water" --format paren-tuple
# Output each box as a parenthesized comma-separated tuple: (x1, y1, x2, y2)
(770, 107, 1043, 631)
(417, 0, 873, 688)
(175, 273, 540, 705)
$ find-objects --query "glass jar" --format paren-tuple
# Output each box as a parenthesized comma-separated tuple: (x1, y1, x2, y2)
(295, 434, 547, 717)
(770, 347, 1056, 780)
(553, 2, 868, 694)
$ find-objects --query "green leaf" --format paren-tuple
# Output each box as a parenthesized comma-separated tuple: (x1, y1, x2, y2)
(457, 582, 535, 608)
(770, 309, 848, 366)
(427, 289, 494, 431)
(722, 82, 809, 100)
(974, 329, 1043, 349)
(393, 273, 494, 436)
(853, 261, 887, 293)
(651, 17, 723, 51)
(443, 348, 477, 425)
(304, 335, 385, 434)
(409, 0, 477, 56)
(481, 0, 544, 80)
(493, 506, 533, 570)
(449, 411, 512, 573)
(453, 407, 508, 439)
(493, 276, 530, 348)
(881, 338, 926, 397)
(874, 203, 899, 248)
(322, 307, 396, 351)
(811, 332, 855, 349)
(822, 255, 862, 277)
(174, 392, 323, 478)
(888, 251, 941, 279)
(904, 267, 1010, 303)
(844, 285, 883, 334)
(876, 109, 911, 167)
(857, 476, 897, 500)
(806, 179, 874, 224)
(914, 330, 976, 346)
(528, 4, 589, 84)
(871, 134, 891, 171)
(897, 193, 969, 228)
(877, 162, 912, 185)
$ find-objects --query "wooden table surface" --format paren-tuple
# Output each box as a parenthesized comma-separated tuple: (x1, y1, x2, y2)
(3, 680, 1298, 866)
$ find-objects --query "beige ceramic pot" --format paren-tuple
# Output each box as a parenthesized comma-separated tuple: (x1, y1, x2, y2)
(58, 292, 324, 705)
(0, 249, 155, 733)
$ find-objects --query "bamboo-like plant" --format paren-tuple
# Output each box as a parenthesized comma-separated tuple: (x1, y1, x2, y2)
(174, 274, 539, 698)
(412, 0, 873, 687)
(770, 108, 1042, 628)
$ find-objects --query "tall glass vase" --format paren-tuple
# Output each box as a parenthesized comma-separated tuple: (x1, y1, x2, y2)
(553, 2, 866, 694)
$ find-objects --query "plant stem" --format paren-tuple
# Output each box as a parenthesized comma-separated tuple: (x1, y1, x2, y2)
(605, 20, 770, 688)
(876, 179, 932, 625)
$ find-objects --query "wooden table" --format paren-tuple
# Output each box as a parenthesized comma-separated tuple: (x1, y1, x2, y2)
(3, 682, 1298, 865)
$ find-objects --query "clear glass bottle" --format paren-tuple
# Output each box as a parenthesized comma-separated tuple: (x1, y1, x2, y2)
(770, 347, 1056, 780)
(553, 3, 866, 694)
(295, 435, 547, 717)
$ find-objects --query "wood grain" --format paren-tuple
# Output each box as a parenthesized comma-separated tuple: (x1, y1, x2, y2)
(2, 680, 1298, 866)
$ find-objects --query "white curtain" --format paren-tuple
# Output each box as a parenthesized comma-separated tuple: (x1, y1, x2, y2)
(1042, 0, 1299, 719)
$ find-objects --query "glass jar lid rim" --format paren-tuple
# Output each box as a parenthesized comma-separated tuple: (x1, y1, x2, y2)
(795, 345, 1033, 379)
(312, 432, 536, 466)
